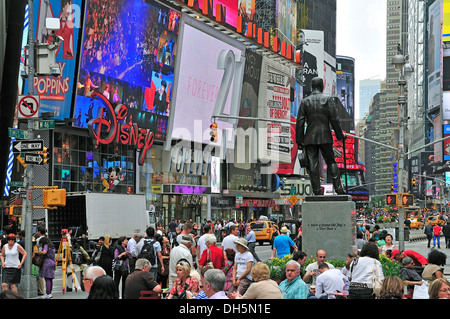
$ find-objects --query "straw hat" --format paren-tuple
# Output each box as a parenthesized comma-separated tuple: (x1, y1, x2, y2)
(234, 237, 249, 250)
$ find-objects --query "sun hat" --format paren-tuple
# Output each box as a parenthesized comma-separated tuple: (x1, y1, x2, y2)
(281, 226, 289, 233)
(234, 237, 249, 250)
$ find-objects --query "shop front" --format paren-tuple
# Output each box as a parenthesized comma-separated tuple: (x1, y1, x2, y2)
(138, 146, 212, 227)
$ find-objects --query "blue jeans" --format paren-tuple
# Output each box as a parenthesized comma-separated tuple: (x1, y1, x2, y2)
(433, 235, 440, 248)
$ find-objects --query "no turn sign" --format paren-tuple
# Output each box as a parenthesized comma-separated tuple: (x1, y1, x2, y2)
(17, 95, 40, 119)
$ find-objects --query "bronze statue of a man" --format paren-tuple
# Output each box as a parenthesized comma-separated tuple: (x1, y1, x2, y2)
(295, 77, 346, 195)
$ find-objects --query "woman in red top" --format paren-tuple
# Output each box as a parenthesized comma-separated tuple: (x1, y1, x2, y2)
(198, 235, 225, 270)
(167, 260, 199, 299)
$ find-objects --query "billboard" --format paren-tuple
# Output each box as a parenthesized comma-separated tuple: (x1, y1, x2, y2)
(276, 0, 297, 46)
(211, 156, 221, 193)
(198, 0, 239, 28)
(443, 0, 450, 42)
(444, 124, 450, 161)
(257, 57, 292, 163)
(24, 0, 83, 120)
(73, 0, 180, 144)
(336, 56, 355, 124)
(300, 29, 324, 97)
(443, 48, 450, 119)
(235, 49, 262, 169)
(428, 0, 442, 112)
(167, 15, 245, 147)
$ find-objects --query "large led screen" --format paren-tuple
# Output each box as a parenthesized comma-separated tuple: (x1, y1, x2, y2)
(24, 0, 83, 120)
(168, 16, 245, 146)
(73, 0, 181, 143)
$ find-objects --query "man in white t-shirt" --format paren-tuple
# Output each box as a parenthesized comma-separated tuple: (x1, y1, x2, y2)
(315, 263, 349, 299)
(197, 224, 213, 260)
(304, 249, 334, 286)
(221, 225, 240, 254)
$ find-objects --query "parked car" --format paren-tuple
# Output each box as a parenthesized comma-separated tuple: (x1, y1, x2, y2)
(356, 219, 375, 232)
(250, 220, 275, 245)
(405, 218, 424, 229)
(426, 215, 446, 226)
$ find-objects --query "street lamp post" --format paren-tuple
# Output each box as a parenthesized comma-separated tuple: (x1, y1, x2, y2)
(392, 44, 413, 251)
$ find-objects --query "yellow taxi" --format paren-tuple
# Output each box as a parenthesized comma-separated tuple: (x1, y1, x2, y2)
(426, 215, 446, 226)
(405, 218, 424, 229)
(249, 220, 274, 245)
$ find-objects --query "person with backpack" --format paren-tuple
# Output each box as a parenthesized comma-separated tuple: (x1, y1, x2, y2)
(68, 239, 90, 291)
(136, 227, 162, 281)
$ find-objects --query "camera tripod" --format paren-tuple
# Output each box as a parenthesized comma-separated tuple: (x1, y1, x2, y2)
(55, 233, 77, 294)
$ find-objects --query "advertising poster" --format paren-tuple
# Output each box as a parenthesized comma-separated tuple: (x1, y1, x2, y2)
(239, 0, 255, 24)
(73, 0, 181, 143)
(198, 0, 239, 28)
(444, 0, 450, 42)
(300, 29, 324, 97)
(434, 114, 442, 163)
(336, 56, 355, 122)
(276, 0, 297, 46)
(258, 57, 292, 164)
(443, 48, 450, 119)
(324, 52, 337, 96)
(235, 50, 262, 169)
(169, 17, 245, 146)
(24, 0, 83, 120)
(444, 124, 450, 161)
(428, 0, 442, 112)
(210, 156, 221, 193)
(273, 77, 303, 175)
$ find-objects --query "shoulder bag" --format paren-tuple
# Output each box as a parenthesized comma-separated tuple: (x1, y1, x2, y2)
(372, 259, 382, 297)
(32, 253, 45, 267)
(173, 279, 190, 299)
(93, 246, 102, 264)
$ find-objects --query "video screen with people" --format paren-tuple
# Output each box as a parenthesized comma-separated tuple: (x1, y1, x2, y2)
(73, 0, 180, 143)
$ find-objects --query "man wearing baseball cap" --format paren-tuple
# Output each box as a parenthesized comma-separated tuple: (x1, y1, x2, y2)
(390, 249, 428, 267)
(272, 226, 298, 259)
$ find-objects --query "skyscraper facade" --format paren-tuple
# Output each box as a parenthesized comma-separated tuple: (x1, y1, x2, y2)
(359, 79, 381, 121)
(373, 0, 409, 197)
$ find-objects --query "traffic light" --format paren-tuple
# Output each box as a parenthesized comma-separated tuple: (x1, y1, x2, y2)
(43, 188, 66, 207)
(210, 122, 218, 142)
(40, 147, 49, 164)
(386, 194, 397, 206)
(391, 185, 394, 192)
(401, 193, 414, 207)
(16, 154, 26, 168)
(411, 178, 416, 187)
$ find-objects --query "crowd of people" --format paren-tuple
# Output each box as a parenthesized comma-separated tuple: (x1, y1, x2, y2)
(1, 216, 450, 300)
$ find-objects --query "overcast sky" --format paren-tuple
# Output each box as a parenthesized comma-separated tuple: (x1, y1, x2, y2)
(336, 0, 387, 122)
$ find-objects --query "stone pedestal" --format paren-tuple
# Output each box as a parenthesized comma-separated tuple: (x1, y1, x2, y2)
(302, 195, 357, 262)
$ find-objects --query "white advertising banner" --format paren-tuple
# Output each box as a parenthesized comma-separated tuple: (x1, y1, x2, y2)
(169, 17, 245, 147)
(258, 57, 292, 163)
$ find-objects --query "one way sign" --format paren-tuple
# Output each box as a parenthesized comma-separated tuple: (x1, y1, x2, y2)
(24, 154, 45, 165)
(12, 139, 44, 153)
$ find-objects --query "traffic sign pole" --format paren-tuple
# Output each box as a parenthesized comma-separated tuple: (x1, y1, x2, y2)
(21, 0, 37, 298)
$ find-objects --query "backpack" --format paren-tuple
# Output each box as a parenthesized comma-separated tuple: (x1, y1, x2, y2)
(71, 248, 85, 265)
(138, 239, 156, 266)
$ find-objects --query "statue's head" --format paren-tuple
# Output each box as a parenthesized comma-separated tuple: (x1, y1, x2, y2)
(311, 77, 324, 92)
